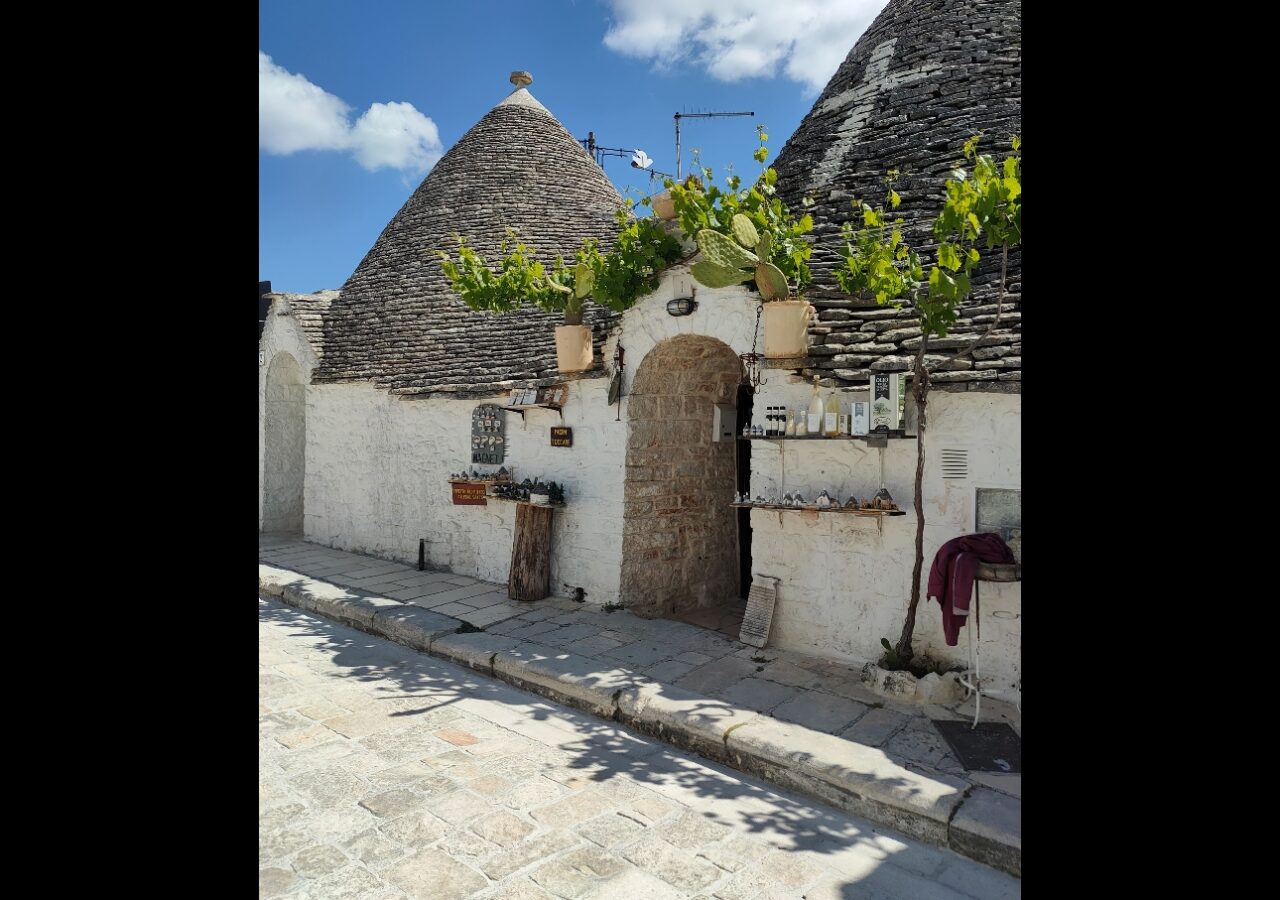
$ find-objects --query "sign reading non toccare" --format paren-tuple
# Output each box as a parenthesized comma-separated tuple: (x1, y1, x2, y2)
(451, 481, 488, 505)
(550, 427, 573, 447)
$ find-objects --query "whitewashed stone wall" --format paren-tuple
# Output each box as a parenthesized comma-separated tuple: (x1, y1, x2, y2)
(746, 380, 1021, 694)
(304, 378, 629, 602)
(259, 300, 320, 532)
(261, 271, 1020, 696)
(300, 268, 761, 605)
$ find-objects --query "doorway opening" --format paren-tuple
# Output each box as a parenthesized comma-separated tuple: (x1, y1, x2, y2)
(620, 334, 743, 634)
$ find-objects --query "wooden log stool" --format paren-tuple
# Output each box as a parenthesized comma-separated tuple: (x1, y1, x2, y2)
(508, 503, 556, 601)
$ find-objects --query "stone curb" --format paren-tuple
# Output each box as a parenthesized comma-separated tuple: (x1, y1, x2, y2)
(259, 564, 1020, 877)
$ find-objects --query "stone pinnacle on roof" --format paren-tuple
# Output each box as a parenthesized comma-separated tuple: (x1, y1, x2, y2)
(509, 70, 533, 88)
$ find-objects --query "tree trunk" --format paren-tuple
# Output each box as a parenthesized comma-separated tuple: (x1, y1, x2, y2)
(894, 335, 930, 664)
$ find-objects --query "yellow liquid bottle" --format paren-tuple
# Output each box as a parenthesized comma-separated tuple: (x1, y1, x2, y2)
(824, 391, 840, 436)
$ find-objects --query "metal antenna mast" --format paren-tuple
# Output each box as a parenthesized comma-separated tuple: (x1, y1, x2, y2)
(674, 110, 754, 180)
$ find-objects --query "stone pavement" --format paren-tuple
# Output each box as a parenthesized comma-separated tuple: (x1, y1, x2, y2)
(260, 535, 1020, 876)
(261, 596, 1020, 899)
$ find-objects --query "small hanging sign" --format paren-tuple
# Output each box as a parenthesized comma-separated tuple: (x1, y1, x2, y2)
(550, 427, 573, 447)
(451, 481, 488, 505)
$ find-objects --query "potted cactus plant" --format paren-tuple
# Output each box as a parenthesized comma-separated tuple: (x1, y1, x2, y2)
(671, 129, 815, 357)
(690, 219, 814, 357)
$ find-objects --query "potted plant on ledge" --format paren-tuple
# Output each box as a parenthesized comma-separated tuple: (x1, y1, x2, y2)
(670, 129, 816, 357)
(438, 214, 685, 375)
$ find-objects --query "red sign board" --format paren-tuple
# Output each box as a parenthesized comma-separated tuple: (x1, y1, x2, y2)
(450, 482, 488, 505)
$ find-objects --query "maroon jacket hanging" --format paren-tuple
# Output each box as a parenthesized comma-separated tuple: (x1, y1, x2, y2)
(927, 533, 1016, 646)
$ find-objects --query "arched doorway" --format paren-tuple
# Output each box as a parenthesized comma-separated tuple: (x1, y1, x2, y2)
(263, 352, 305, 533)
(621, 335, 743, 623)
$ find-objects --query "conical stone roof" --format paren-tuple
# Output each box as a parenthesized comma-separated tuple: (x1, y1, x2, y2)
(314, 77, 625, 395)
(774, 0, 1021, 393)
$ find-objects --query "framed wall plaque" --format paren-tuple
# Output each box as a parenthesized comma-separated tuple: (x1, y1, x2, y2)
(471, 404, 505, 465)
(550, 427, 573, 447)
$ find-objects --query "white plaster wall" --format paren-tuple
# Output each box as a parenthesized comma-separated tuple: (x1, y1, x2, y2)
(747, 382, 1021, 694)
(259, 300, 320, 532)
(305, 378, 629, 602)
(300, 268, 762, 606)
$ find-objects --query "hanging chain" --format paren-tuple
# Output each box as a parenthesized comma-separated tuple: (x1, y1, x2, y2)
(739, 300, 766, 391)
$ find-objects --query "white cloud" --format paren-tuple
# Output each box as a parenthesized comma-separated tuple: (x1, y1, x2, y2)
(601, 0, 888, 93)
(259, 52, 442, 173)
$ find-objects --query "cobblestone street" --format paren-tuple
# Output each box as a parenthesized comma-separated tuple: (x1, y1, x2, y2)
(260, 597, 1019, 899)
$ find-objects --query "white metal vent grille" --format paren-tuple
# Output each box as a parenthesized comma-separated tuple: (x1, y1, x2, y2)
(940, 448, 969, 480)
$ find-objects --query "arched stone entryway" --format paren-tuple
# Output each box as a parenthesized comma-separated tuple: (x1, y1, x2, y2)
(263, 352, 306, 533)
(621, 335, 742, 619)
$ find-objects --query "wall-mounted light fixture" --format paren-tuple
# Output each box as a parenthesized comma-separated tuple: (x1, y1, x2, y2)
(666, 296, 697, 316)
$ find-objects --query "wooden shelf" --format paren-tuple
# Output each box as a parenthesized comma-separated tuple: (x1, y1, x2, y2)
(502, 404, 563, 412)
(732, 502, 905, 516)
(448, 479, 511, 485)
(738, 434, 916, 442)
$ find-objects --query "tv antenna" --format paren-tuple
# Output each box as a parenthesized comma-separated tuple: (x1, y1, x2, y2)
(674, 110, 754, 181)
(580, 134, 673, 184)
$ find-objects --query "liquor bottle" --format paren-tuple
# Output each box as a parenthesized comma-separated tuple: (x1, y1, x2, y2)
(769, 407, 778, 437)
(796, 412, 808, 437)
(785, 410, 796, 437)
(807, 376, 823, 434)
(824, 391, 840, 436)
(778, 406, 787, 439)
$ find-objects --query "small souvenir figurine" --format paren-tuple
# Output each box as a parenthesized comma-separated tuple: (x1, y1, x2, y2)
(793, 493, 805, 506)
(844, 495, 860, 508)
(873, 487, 894, 510)
(816, 490, 832, 508)
(754, 494, 766, 504)
(782, 492, 794, 506)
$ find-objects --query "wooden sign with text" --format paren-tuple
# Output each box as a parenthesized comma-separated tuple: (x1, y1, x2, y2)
(450, 481, 488, 505)
(550, 427, 573, 448)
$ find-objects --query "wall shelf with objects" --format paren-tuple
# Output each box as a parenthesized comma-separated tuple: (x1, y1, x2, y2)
(739, 434, 917, 446)
(731, 502, 904, 516)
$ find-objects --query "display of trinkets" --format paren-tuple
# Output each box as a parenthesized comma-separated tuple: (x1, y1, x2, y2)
(471, 404, 505, 465)
(816, 490, 832, 508)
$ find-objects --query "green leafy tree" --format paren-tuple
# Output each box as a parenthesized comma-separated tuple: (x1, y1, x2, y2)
(836, 135, 1021, 665)
(437, 212, 683, 325)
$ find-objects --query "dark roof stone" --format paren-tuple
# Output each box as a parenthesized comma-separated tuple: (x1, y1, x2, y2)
(313, 86, 626, 396)
(774, 0, 1021, 391)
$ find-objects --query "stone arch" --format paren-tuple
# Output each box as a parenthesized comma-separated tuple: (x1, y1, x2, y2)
(262, 352, 306, 533)
(621, 334, 742, 617)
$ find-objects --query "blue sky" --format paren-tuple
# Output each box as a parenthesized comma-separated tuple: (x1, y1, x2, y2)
(260, 0, 888, 293)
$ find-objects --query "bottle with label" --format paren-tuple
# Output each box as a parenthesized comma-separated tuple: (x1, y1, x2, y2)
(785, 409, 796, 437)
(807, 376, 823, 435)
(764, 407, 773, 437)
(824, 391, 840, 437)
(796, 412, 808, 437)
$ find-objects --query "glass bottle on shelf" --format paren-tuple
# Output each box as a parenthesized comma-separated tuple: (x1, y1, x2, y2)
(785, 409, 796, 437)
(796, 412, 808, 437)
(807, 376, 823, 434)
(824, 391, 840, 437)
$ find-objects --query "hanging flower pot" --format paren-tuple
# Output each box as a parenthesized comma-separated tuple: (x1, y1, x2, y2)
(555, 325, 593, 373)
(762, 299, 815, 358)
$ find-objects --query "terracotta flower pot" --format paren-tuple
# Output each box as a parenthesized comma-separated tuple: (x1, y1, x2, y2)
(554, 324, 593, 373)
(651, 191, 676, 221)
(762, 299, 815, 358)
